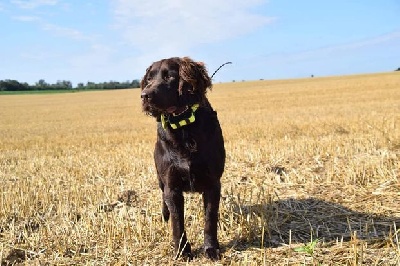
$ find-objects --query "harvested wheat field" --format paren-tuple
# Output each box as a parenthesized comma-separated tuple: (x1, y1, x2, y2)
(1, 72, 399, 265)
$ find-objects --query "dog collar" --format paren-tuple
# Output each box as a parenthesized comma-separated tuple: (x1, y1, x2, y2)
(161, 104, 199, 129)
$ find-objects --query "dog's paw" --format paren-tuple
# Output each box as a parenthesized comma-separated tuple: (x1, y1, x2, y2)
(204, 247, 220, 261)
(180, 250, 193, 261)
(174, 242, 193, 261)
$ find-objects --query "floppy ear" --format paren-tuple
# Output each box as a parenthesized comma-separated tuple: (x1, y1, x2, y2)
(141, 65, 152, 89)
(178, 57, 212, 96)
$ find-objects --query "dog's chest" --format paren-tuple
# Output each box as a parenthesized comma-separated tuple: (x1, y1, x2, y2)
(169, 150, 191, 173)
(156, 125, 215, 191)
(167, 148, 209, 191)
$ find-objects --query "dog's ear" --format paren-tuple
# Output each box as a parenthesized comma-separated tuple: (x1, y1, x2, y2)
(178, 57, 212, 96)
(141, 65, 152, 89)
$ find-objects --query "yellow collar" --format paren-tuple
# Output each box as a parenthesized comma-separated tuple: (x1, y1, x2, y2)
(161, 104, 199, 129)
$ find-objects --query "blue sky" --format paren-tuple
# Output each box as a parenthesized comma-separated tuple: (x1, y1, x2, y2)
(1, 0, 399, 86)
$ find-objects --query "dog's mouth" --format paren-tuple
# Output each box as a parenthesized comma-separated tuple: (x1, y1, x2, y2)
(166, 106, 178, 114)
(142, 100, 187, 118)
(142, 97, 188, 115)
(166, 106, 191, 116)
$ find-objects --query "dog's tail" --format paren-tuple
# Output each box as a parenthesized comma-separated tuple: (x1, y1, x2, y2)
(211, 62, 232, 79)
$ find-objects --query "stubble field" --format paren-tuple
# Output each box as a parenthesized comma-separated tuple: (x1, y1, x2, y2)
(0, 72, 399, 265)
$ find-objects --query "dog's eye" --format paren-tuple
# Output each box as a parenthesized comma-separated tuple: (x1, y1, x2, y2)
(165, 71, 178, 81)
(147, 70, 157, 82)
(164, 74, 174, 81)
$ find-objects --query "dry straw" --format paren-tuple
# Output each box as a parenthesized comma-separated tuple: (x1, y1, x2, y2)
(0, 72, 399, 265)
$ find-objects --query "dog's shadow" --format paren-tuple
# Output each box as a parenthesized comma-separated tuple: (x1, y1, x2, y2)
(221, 197, 399, 251)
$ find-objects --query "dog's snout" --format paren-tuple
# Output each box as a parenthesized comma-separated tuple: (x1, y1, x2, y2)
(141, 91, 152, 100)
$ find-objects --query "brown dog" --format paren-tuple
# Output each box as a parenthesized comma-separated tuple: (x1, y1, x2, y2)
(141, 57, 225, 260)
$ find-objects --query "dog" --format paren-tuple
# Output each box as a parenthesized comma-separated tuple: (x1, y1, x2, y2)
(140, 57, 225, 260)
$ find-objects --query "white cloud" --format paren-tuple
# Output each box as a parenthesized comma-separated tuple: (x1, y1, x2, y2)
(69, 44, 116, 68)
(41, 23, 92, 41)
(258, 30, 400, 65)
(110, 0, 274, 80)
(12, 15, 41, 22)
(112, 0, 274, 58)
(330, 30, 400, 51)
(8, 2, 92, 42)
(11, 0, 58, 9)
(65, 44, 134, 84)
(235, 30, 400, 81)
(10, 14, 92, 43)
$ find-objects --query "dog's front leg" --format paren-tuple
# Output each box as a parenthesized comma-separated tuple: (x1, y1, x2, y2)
(159, 181, 170, 222)
(163, 186, 192, 259)
(203, 183, 221, 260)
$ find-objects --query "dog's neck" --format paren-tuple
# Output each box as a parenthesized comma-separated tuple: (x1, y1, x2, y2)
(161, 104, 199, 130)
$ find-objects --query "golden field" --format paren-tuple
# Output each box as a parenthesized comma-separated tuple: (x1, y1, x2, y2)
(0, 72, 399, 265)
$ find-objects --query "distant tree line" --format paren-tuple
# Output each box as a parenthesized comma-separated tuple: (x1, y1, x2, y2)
(0, 79, 140, 91)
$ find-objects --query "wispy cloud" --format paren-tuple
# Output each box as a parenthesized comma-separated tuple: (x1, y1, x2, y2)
(19, 51, 57, 60)
(41, 23, 92, 41)
(110, 0, 274, 79)
(68, 44, 115, 70)
(10, 14, 91, 42)
(329, 30, 400, 51)
(11, 0, 58, 9)
(229, 29, 400, 80)
(112, 0, 274, 56)
(12, 15, 41, 22)
(259, 30, 400, 65)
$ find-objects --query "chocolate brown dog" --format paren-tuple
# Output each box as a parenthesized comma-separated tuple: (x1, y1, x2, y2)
(141, 57, 225, 260)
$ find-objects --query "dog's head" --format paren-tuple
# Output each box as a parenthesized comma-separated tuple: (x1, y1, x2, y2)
(140, 57, 212, 118)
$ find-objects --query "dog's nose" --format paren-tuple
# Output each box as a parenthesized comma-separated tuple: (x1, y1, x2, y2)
(141, 91, 151, 100)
